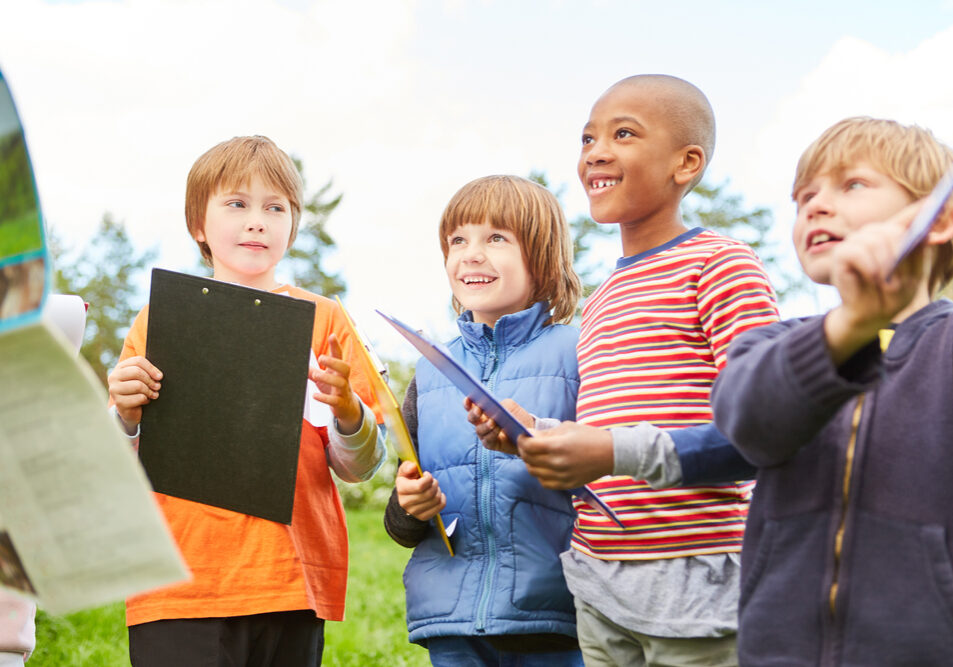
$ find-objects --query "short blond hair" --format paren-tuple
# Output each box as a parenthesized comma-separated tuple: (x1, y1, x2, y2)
(793, 117, 953, 292)
(185, 136, 303, 264)
(438, 175, 581, 324)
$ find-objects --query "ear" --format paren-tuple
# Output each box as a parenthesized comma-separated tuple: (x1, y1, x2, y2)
(927, 203, 953, 245)
(194, 228, 206, 243)
(673, 145, 705, 187)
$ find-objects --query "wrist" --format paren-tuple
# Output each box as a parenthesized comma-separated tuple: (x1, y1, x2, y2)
(334, 398, 363, 435)
(109, 405, 140, 437)
(824, 306, 883, 367)
(581, 427, 615, 481)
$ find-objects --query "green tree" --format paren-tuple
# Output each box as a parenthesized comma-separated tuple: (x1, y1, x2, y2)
(51, 214, 156, 385)
(683, 181, 804, 300)
(284, 159, 347, 296)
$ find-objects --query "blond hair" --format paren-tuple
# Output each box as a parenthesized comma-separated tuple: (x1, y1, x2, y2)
(185, 136, 303, 264)
(438, 175, 581, 324)
(793, 117, 953, 292)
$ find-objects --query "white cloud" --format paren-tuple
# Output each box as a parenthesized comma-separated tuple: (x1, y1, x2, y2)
(2, 1, 953, 352)
(728, 27, 953, 316)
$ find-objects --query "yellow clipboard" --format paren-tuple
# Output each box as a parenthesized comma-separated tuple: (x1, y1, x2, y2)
(335, 297, 453, 556)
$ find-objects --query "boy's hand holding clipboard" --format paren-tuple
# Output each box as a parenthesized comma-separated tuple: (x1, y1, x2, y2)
(890, 166, 953, 275)
(378, 310, 625, 529)
(334, 298, 455, 556)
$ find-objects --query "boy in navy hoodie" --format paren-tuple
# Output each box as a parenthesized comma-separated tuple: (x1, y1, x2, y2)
(712, 117, 953, 666)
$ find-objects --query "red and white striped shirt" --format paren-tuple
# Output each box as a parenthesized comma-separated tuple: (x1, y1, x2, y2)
(574, 228, 778, 560)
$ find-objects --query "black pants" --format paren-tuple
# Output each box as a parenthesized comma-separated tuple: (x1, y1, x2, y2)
(128, 610, 325, 667)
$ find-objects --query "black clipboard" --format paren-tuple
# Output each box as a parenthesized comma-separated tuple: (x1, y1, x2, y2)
(139, 269, 315, 524)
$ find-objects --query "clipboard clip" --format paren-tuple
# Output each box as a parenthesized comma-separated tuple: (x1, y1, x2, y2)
(334, 297, 389, 384)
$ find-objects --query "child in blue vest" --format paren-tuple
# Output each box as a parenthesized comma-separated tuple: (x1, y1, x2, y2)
(383, 175, 584, 666)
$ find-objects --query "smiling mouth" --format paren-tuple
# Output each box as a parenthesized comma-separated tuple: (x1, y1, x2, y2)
(589, 178, 619, 192)
(462, 275, 496, 286)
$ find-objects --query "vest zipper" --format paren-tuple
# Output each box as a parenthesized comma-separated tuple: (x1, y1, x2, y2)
(829, 394, 865, 617)
(475, 332, 500, 632)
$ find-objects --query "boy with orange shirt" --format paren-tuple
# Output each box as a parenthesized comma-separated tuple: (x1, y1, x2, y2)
(107, 135, 385, 666)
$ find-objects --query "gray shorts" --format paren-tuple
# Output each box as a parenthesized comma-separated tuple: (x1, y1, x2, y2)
(574, 597, 738, 667)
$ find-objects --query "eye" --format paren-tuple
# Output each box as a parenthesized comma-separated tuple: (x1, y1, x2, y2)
(449, 235, 465, 246)
(615, 128, 634, 139)
(267, 204, 286, 212)
(797, 191, 815, 207)
(489, 233, 507, 243)
(581, 133, 593, 146)
(227, 200, 246, 208)
(845, 180, 866, 191)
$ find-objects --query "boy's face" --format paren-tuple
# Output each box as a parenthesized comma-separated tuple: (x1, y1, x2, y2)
(792, 162, 914, 284)
(195, 174, 293, 289)
(444, 220, 533, 327)
(577, 83, 682, 226)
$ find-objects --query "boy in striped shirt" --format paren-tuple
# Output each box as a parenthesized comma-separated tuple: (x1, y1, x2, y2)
(470, 75, 777, 666)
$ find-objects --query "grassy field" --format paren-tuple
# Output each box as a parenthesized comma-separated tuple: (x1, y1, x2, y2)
(0, 210, 43, 257)
(29, 507, 429, 666)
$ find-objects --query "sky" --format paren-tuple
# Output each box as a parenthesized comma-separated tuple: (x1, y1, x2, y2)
(2, 0, 953, 360)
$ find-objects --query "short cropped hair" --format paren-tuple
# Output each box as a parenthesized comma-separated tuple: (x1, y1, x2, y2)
(185, 136, 303, 264)
(438, 175, 582, 324)
(793, 117, 953, 292)
(614, 74, 716, 193)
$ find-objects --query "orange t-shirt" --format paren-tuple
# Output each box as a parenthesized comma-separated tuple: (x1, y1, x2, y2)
(122, 285, 381, 626)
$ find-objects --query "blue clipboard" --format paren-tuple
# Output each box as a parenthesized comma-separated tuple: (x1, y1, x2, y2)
(378, 310, 625, 528)
(890, 166, 953, 275)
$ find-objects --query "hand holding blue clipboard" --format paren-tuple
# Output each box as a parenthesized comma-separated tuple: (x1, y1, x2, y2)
(378, 310, 625, 528)
(335, 299, 454, 556)
(889, 166, 953, 275)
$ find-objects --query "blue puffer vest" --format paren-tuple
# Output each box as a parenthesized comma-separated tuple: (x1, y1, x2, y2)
(403, 301, 580, 644)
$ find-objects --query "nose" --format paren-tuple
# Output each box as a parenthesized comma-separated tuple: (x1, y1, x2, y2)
(803, 188, 833, 220)
(461, 241, 485, 262)
(584, 137, 613, 166)
(246, 218, 265, 233)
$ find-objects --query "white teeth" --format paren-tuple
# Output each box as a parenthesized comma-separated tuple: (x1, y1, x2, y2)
(812, 233, 832, 245)
(592, 179, 619, 190)
(463, 276, 493, 284)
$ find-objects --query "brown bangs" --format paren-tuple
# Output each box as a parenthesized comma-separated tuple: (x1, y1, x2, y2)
(186, 136, 303, 264)
(439, 175, 581, 324)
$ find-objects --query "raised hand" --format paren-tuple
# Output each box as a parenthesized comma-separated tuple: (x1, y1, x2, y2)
(310, 333, 362, 434)
(825, 203, 929, 365)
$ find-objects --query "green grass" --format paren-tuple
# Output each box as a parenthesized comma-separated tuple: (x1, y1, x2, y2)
(0, 209, 43, 257)
(28, 507, 428, 666)
(32, 604, 128, 666)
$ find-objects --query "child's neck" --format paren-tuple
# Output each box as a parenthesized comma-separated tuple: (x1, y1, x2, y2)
(892, 285, 933, 325)
(619, 215, 690, 258)
(472, 306, 527, 329)
(211, 268, 282, 292)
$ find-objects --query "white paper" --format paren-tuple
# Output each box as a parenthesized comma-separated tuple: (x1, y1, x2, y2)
(0, 322, 188, 614)
(302, 350, 332, 428)
(41, 294, 86, 354)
